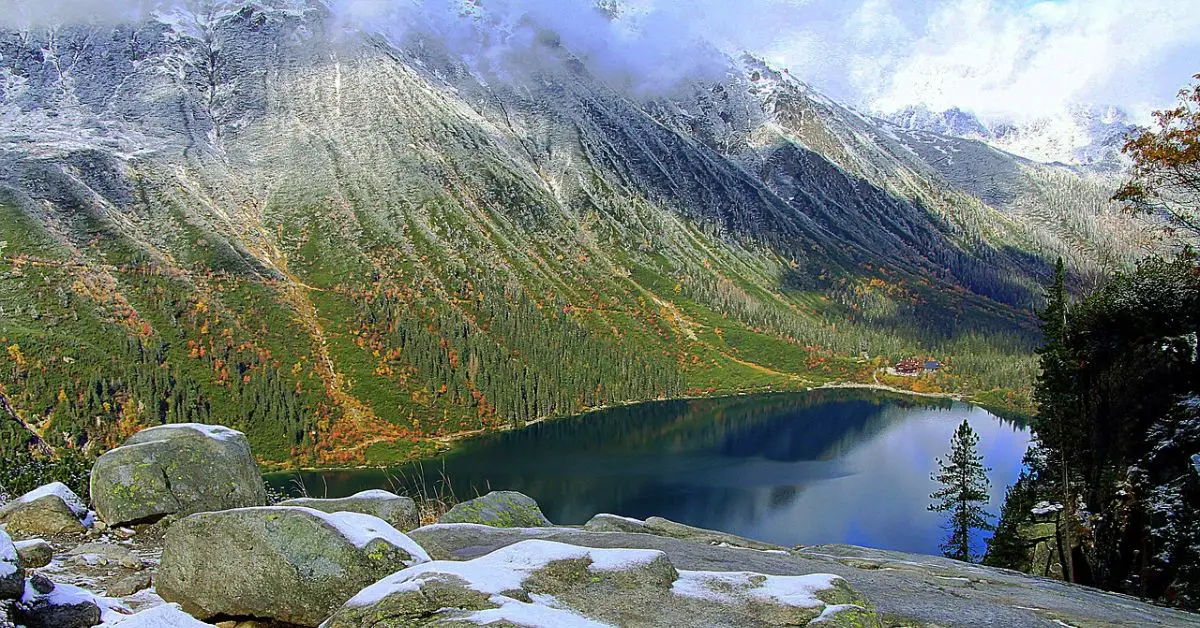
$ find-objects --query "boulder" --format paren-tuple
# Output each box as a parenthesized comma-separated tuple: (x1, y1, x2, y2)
(104, 572, 151, 598)
(15, 577, 114, 628)
(90, 424, 267, 526)
(0, 529, 22, 600)
(13, 539, 52, 569)
(323, 539, 874, 627)
(585, 513, 650, 533)
(436, 491, 551, 528)
(68, 543, 143, 570)
(156, 506, 430, 626)
(0, 483, 90, 536)
(279, 490, 419, 531)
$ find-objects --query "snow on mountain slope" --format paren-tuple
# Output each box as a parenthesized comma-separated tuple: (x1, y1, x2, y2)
(883, 104, 1135, 172)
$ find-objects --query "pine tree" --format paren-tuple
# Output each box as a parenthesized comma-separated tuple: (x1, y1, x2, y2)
(930, 420, 994, 562)
(1032, 256, 1078, 581)
(984, 469, 1037, 570)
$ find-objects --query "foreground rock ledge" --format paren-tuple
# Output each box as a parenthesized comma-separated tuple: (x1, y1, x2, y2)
(156, 506, 430, 627)
(90, 423, 268, 526)
(323, 538, 875, 627)
(406, 523, 1200, 627)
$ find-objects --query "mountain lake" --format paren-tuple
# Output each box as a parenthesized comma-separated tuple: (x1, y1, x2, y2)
(267, 390, 1030, 556)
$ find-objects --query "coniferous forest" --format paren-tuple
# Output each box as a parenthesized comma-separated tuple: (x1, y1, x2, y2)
(984, 75, 1200, 611)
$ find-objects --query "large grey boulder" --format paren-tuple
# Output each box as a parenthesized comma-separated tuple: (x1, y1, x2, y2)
(0, 483, 90, 536)
(279, 489, 419, 531)
(90, 424, 267, 526)
(436, 491, 551, 528)
(0, 529, 22, 600)
(323, 539, 874, 627)
(156, 506, 430, 626)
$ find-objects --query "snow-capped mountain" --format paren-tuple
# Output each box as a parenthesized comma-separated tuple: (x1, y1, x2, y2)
(883, 104, 1136, 173)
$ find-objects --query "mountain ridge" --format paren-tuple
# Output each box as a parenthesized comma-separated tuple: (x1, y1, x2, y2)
(0, 0, 1155, 466)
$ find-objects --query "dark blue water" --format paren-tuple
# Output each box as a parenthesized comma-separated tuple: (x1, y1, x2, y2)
(270, 390, 1030, 556)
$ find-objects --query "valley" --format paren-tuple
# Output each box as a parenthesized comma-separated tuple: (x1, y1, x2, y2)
(0, 0, 1148, 469)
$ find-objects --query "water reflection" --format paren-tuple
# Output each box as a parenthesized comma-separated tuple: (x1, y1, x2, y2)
(271, 390, 1029, 556)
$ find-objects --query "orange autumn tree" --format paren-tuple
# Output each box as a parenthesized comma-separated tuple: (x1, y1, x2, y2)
(1115, 73, 1200, 237)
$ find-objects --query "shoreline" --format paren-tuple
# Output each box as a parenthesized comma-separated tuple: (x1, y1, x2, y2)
(263, 379, 1021, 474)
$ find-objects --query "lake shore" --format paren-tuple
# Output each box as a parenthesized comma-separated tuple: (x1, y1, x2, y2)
(261, 379, 1026, 474)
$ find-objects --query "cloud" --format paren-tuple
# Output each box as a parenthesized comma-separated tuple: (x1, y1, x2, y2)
(763, 0, 1200, 123)
(3, 0, 1198, 122)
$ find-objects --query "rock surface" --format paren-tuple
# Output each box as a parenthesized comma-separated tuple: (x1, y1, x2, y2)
(156, 506, 430, 626)
(0, 529, 22, 600)
(12, 539, 53, 570)
(279, 490, 419, 532)
(14, 578, 111, 628)
(90, 424, 267, 525)
(584, 514, 787, 552)
(406, 523, 1200, 627)
(104, 572, 152, 598)
(324, 538, 873, 627)
(436, 491, 552, 528)
(69, 543, 144, 570)
(0, 483, 91, 536)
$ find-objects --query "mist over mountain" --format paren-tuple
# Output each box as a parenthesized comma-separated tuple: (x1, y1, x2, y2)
(0, 0, 1158, 466)
(883, 103, 1136, 172)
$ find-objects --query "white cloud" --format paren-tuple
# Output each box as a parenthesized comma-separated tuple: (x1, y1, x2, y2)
(801, 0, 1200, 123)
(3, 0, 1196, 123)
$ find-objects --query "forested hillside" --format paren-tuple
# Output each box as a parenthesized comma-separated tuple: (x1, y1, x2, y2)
(0, 0, 1153, 468)
(985, 75, 1200, 610)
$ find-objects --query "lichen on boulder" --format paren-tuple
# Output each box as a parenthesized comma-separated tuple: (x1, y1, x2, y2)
(436, 491, 552, 528)
(89, 423, 267, 526)
(280, 489, 419, 531)
(156, 506, 430, 627)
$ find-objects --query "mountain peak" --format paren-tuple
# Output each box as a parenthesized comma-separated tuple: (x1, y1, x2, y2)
(880, 103, 1135, 172)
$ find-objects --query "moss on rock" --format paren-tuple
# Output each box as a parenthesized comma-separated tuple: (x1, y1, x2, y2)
(436, 491, 552, 528)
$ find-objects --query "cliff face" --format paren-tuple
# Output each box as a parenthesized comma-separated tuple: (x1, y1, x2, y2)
(0, 1, 1149, 463)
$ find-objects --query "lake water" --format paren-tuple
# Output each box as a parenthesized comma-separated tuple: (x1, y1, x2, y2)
(269, 390, 1030, 556)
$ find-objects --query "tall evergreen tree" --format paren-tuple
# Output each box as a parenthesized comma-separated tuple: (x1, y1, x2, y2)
(930, 420, 994, 562)
(1032, 256, 1079, 581)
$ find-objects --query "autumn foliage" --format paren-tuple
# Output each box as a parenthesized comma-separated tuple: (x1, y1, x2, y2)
(1115, 74, 1200, 237)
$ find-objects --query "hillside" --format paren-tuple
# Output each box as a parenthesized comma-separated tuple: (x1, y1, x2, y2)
(0, 0, 1154, 467)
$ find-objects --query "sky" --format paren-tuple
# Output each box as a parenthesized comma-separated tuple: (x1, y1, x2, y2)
(603, 0, 1200, 123)
(5, 0, 1200, 123)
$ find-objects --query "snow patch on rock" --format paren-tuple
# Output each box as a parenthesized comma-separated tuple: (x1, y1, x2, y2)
(135, 423, 243, 442)
(671, 570, 840, 609)
(21, 579, 131, 623)
(345, 540, 666, 607)
(461, 594, 611, 628)
(16, 482, 89, 518)
(97, 602, 213, 627)
(0, 528, 17, 578)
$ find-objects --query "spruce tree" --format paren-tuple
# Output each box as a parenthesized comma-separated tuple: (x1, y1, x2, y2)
(930, 420, 994, 562)
(1032, 256, 1078, 581)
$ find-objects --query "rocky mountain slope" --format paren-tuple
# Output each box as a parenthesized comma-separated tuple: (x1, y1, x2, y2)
(884, 104, 1136, 173)
(0, 0, 1155, 466)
